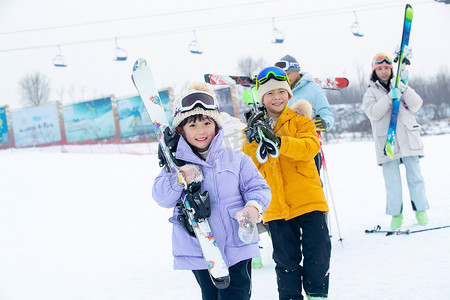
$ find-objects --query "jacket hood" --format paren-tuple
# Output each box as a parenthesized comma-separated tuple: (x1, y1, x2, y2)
(293, 72, 314, 89)
(290, 99, 314, 119)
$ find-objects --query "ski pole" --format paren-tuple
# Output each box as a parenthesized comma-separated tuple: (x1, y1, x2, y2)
(318, 131, 343, 246)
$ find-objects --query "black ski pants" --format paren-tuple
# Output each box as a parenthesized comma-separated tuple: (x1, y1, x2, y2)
(268, 211, 331, 300)
(192, 258, 252, 300)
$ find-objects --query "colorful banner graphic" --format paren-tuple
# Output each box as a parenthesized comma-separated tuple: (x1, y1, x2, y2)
(116, 90, 172, 140)
(0, 106, 10, 145)
(10, 103, 61, 147)
(116, 95, 154, 139)
(62, 97, 116, 143)
(159, 89, 173, 126)
(214, 87, 234, 116)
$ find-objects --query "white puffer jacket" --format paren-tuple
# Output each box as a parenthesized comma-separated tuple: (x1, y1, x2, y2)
(362, 80, 424, 165)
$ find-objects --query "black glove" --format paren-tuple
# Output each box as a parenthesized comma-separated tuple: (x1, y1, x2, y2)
(314, 116, 328, 131)
(158, 126, 185, 170)
(245, 109, 265, 128)
(256, 120, 281, 147)
(185, 181, 211, 220)
(243, 126, 258, 143)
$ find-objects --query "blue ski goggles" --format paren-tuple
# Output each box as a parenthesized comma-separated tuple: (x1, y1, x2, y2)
(173, 91, 219, 117)
(256, 66, 290, 88)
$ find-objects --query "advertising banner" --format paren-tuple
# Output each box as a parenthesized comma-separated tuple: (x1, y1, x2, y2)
(159, 89, 173, 126)
(116, 90, 172, 140)
(116, 95, 153, 139)
(0, 106, 10, 145)
(62, 97, 116, 143)
(10, 103, 62, 147)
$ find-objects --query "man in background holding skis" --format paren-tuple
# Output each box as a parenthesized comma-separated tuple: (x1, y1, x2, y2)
(275, 54, 334, 173)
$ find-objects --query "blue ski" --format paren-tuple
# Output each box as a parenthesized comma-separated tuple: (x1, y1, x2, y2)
(385, 4, 413, 158)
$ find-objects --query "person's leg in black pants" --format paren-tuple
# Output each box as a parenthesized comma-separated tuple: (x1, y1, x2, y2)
(300, 211, 331, 298)
(192, 258, 252, 300)
(268, 218, 303, 300)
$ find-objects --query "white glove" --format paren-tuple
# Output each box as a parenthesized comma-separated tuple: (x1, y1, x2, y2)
(403, 45, 413, 62)
(235, 206, 260, 224)
(393, 45, 412, 64)
(399, 68, 409, 85)
(178, 164, 203, 184)
(398, 80, 407, 93)
(235, 206, 260, 244)
(388, 87, 402, 101)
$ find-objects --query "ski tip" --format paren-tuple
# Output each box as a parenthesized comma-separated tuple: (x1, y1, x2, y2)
(132, 58, 147, 72)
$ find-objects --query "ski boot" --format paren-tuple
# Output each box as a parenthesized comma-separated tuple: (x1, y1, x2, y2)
(415, 211, 428, 225)
(390, 214, 403, 230)
(251, 256, 263, 269)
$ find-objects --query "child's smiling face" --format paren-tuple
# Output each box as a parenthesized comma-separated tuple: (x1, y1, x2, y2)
(180, 115, 217, 152)
(262, 88, 290, 118)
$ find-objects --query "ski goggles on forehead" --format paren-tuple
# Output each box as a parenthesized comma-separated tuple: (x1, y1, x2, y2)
(372, 54, 393, 65)
(274, 60, 300, 71)
(256, 66, 290, 88)
(173, 91, 219, 117)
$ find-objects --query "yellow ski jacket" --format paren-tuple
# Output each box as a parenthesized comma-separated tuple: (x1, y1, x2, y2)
(242, 107, 328, 223)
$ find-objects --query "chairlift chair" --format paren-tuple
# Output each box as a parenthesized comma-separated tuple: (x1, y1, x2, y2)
(53, 46, 67, 67)
(188, 31, 203, 54)
(350, 11, 364, 37)
(272, 18, 284, 44)
(114, 38, 128, 61)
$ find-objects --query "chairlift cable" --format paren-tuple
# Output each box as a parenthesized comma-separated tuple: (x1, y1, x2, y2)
(0, 0, 284, 36)
(0, 0, 432, 53)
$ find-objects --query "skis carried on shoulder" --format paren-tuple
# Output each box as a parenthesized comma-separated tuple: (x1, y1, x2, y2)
(384, 4, 413, 158)
(242, 87, 279, 163)
(204, 74, 349, 89)
(365, 224, 450, 236)
(132, 58, 230, 289)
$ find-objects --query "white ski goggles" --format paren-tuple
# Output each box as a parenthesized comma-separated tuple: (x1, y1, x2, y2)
(173, 91, 219, 117)
(274, 60, 300, 71)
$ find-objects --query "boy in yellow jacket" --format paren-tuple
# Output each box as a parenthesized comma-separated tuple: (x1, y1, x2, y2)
(241, 66, 331, 300)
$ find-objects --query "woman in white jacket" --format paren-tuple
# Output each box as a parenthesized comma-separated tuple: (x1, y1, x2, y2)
(362, 53, 429, 230)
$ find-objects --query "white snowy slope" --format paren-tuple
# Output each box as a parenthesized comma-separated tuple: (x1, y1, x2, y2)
(0, 134, 449, 300)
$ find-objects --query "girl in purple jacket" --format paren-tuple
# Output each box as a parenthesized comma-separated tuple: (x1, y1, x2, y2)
(152, 82, 271, 300)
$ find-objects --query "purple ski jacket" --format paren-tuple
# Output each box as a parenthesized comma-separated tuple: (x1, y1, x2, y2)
(152, 128, 271, 270)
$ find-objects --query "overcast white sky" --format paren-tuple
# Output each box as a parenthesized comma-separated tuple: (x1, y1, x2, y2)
(1, 0, 449, 109)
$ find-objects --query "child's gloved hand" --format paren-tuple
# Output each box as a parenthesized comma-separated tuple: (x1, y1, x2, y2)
(235, 206, 260, 243)
(178, 164, 203, 185)
(256, 121, 281, 147)
(235, 206, 260, 225)
(246, 110, 265, 128)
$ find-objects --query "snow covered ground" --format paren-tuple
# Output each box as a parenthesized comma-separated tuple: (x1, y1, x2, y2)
(1, 134, 449, 300)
